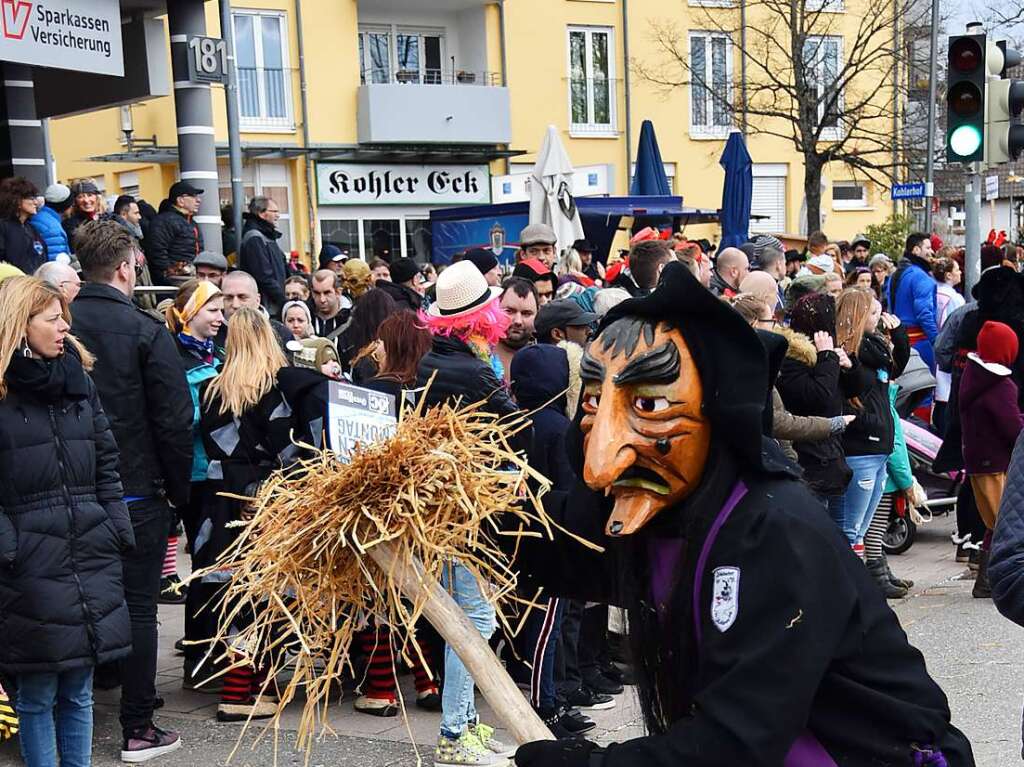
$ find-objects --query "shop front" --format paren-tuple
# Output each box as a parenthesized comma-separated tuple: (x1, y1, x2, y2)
(316, 162, 491, 263)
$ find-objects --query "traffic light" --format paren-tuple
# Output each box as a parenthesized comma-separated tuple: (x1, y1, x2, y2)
(985, 40, 1024, 165)
(946, 33, 987, 163)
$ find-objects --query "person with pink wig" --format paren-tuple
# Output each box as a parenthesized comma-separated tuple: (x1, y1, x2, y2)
(416, 260, 518, 765)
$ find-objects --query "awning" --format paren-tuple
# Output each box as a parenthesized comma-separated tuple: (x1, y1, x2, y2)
(88, 143, 525, 165)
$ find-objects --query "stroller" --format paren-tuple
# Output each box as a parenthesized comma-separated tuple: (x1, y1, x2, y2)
(882, 350, 962, 554)
(884, 418, 963, 555)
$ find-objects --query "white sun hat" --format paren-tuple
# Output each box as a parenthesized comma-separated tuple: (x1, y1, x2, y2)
(427, 260, 502, 319)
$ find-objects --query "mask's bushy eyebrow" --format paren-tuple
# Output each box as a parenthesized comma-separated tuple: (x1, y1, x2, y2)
(581, 350, 605, 381)
(613, 342, 680, 386)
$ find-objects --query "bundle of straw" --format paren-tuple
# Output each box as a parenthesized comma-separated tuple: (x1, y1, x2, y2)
(188, 395, 582, 755)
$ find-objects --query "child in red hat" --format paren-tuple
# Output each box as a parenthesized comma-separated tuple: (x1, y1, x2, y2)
(959, 320, 1024, 596)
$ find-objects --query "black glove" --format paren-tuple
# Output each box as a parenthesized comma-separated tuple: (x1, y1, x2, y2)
(514, 738, 604, 767)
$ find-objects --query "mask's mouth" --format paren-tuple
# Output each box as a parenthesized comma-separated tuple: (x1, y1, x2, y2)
(612, 465, 671, 495)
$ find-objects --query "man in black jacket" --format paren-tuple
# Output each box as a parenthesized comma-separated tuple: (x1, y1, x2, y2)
(145, 181, 203, 284)
(70, 220, 193, 762)
(239, 196, 287, 316)
(513, 263, 973, 767)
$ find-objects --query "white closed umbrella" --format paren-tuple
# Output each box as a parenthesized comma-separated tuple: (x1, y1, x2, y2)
(529, 125, 585, 261)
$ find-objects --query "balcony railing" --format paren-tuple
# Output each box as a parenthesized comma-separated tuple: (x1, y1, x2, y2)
(360, 67, 502, 87)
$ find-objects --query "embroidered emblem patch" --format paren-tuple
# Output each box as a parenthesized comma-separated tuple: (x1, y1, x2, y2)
(711, 566, 740, 632)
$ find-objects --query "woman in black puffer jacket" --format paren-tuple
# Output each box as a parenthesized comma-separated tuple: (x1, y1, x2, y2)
(0, 276, 133, 767)
(835, 288, 910, 557)
(775, 293, 854, 520)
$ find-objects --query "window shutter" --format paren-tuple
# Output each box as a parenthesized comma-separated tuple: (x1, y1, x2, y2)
(751, 176, 786, 233)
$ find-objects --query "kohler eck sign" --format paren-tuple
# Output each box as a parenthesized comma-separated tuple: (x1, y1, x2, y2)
(0, 0, 123, 76)
(317, 163, 490, 206)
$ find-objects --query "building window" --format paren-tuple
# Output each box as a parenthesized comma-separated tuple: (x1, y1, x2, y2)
(568, 26, 616, 135)
(751, 164, 788, 233)
(320, 219, 360, 258)
(688, 32, 732, 138)
(832, 180, 868, 210)
(803, 36, 843, 140)
(359, 25, 445, 85)
(233, 11, 292, 130)
(805, 0, 844, 11)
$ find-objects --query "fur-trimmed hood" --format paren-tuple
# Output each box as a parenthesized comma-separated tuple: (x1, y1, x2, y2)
(558, 339, 583, 420)
(776, 325, 818, 368)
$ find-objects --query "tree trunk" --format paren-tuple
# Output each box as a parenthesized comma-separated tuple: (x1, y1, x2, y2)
(803, 157, 823, 234)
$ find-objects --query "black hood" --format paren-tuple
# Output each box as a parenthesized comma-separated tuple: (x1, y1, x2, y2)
(574, 261, 791, 476)
(755, 328, 787, 434)
(510, 343, 569, 412)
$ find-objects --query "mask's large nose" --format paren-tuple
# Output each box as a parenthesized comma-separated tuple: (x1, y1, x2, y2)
(582, 397, 636, 490)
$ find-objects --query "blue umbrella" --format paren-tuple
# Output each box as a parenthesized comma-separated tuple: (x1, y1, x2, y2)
(719, 130, 753, 249)
(630, 120, 671, 196)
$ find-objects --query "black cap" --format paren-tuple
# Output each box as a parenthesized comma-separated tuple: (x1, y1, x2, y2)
(169, 181, 204, 200)
(463, 247, 499, 276)
(785, 249, 804, 263)
(572, 239, 596, 253)
(389, 257, 420, 285)
(535, 299, 599, 337)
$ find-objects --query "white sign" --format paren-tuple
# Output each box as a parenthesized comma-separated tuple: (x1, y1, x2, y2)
(0, 0, 123, 76)
(327, 381, 397, 462)
(317, 163, 490, 206)
(985, 175, 999, 201)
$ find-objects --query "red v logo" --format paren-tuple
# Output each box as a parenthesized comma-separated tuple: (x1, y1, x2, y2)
(1, 0, 31, 41)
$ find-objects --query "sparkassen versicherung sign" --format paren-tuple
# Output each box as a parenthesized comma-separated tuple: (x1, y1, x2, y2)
(0, 0, 123, 77)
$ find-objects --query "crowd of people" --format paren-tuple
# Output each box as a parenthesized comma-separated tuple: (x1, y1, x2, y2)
(0, 170, 1020, 766)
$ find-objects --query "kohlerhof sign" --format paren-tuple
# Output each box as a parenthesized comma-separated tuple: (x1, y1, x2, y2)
(0, 0, 123, 76)
(317, 163, 491, 206)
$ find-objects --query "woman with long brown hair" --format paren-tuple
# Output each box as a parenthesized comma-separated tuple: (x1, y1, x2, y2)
(0, 277, 138, 766)
(835, 288, 910, 561)
(363, 311, 433, 400)
(0, 176, 46, 273)
(198, 308, 293, 722)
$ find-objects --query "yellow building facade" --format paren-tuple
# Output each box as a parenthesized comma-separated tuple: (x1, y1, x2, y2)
(48, 0, 899, 262)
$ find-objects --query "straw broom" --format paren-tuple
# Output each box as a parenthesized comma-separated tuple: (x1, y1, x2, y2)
(187, 393, 601, 759)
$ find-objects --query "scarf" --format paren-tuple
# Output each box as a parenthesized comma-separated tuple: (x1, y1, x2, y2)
(466, 334, 504, 382)
(170, 280, 221, 337)
(6, 345, 89, 403)
(177, 332, 215, 363)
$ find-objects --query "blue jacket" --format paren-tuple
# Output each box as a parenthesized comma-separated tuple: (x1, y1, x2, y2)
(991, 432, 1024, 626)
(30, 205, 70, 259)
(889, 257, 938, 341)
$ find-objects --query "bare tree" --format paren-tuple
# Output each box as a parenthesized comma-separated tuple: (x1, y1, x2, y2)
(634, 0, 930, 233)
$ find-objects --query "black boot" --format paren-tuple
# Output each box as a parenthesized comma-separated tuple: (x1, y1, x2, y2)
(866, 559, 908, 599)
(972, 549, 991, 599)
(881, 552, 914, 590)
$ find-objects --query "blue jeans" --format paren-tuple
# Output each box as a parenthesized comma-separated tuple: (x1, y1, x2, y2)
(840, 454, 889, 545)
(15, 667, 94, 767)
(440, 561, 496, 738)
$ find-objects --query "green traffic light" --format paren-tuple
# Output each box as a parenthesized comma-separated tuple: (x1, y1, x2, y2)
(950, 125, 982, 157)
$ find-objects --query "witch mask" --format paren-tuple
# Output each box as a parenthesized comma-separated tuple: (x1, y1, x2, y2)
(580, 317, 711, 537)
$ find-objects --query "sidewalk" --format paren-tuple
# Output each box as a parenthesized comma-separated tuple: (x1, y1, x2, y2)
(0, 511, 1018, 766)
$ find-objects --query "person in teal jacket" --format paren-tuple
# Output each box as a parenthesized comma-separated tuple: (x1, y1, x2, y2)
(864, 383, 916, 598)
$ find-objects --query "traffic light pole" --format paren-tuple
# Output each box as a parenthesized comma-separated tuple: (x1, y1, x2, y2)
(923, 0, 940, 233)
(965, 164, 982, 295)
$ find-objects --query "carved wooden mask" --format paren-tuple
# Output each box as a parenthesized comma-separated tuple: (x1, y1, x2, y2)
(579, 318, 711, 536)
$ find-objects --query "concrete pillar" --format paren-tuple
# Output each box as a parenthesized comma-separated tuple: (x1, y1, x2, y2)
(168, 0, 223, 253)
(0, 64, 47, 189)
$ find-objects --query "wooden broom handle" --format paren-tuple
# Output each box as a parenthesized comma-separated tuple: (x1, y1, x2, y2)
(368, 544, 555, 745)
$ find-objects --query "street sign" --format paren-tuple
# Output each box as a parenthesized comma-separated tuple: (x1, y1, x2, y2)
(186, 35, 227, 84)
(891, 182, 927, 200)
(985, 175, 999, 200)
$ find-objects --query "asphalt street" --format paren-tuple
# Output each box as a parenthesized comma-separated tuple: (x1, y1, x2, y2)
(0, 512, 1020, 767)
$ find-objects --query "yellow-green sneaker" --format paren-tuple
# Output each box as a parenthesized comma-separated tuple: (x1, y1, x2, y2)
(467, 722, 514, 757)
(434, 731, 503, 766)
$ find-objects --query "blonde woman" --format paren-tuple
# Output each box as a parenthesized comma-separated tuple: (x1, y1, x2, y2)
(62, 179, 106, 243)
(198, 308, 293, 723)
(0, 277, 137, 767)
(835, 288, 910, 557)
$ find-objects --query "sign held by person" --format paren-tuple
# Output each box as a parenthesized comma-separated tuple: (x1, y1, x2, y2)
(327, 381, 398, 462)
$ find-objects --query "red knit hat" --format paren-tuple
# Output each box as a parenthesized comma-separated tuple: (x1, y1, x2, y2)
(977, 321, 1019, 368)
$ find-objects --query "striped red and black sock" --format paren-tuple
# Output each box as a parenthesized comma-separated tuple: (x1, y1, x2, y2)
(221, 665, 254, 704)
(410, 639, 436, 694)
(162, 536, 179, 578)
(359, 627, 396, 700)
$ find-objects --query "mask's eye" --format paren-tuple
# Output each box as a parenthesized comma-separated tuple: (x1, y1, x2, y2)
(634, 396, 669, 413)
